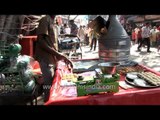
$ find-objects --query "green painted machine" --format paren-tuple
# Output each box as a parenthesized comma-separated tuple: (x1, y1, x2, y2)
(0, 39, 36, 94)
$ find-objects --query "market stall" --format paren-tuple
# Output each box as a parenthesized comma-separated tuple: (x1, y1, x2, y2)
(45, 59, 160, 105)
(45, 15, 160, 105)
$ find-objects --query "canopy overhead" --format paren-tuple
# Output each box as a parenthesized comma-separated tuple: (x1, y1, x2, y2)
(127, 15, 160, 23)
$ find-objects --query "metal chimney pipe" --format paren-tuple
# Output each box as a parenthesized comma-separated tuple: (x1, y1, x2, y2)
(96, 15, 131, 64)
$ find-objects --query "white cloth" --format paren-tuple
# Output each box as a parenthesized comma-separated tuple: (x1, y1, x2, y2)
(64, 27, 71, 34)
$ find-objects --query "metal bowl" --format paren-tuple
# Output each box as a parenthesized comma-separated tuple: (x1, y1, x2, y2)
(98, 62, 120, 74)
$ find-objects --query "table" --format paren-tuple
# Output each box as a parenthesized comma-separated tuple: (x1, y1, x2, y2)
(45, 60, 160, 105)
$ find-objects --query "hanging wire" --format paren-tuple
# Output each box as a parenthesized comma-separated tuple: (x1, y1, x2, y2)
(0, 15, 43, 32)
(0, 32, 18, 39)
(21, 15, 43, 32)
(0, 15, 44, 40)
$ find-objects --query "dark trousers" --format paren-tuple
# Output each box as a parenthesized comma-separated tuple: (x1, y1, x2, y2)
(138, 37, 150, 52)
(137, 38, 142, 45)
(90, 38, 97, 51)
(39, 60, 55, 102)
(85, 35, 89, 45)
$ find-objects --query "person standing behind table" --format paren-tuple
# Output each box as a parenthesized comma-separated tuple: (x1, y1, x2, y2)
(137, 22, 151, 52)
(34, 15, 73, 102)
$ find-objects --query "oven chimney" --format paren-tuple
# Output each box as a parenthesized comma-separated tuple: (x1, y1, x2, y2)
(93, 15, 131, 65)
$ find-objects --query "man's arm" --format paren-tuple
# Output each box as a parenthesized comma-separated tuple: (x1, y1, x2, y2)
(37, 34, 73, 67)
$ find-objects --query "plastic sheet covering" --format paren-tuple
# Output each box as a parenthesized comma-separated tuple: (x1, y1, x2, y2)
(45, 60, 160, 105)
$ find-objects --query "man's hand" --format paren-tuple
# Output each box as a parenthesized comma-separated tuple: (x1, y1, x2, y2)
(64, 56, 73, 68)
(57, 54, 73, 68)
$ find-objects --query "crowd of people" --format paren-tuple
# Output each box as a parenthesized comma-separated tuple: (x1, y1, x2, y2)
(125, 22, 160, 53)
(55, 19, 99, 52)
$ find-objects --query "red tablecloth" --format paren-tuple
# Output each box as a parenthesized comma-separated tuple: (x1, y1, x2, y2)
(45, 60, 160, 105)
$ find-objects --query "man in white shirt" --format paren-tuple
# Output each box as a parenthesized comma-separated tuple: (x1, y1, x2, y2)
(137, 22, 151, 52)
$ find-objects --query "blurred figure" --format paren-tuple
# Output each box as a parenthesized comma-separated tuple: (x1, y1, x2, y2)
(90, 29, 98, 51)
(134, 26, 139, 44)
(84, 25, 90, 45)
(150, 26, 158, 47)
(87, 20, 93, 46)
(126, 24, 132, 38)
(60, 24, 64, 34)
(77, 25, 85, 45)
(69, 20, 78, 35)
(63, 23, 71, 34)
(137, 26, 142, 45)
(156, 26, 160, 52)
(137, 22, 151, 52)
(53, 19, 60, 51)
(131, 29, 136, 45)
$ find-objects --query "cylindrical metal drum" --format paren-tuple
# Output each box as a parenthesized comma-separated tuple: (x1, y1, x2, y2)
(97, 15, 131, 64)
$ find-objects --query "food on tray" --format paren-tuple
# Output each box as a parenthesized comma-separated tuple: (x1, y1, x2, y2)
(126, 72, 138, 78)
(119, 81, 135, 89)
(137, 72, 160, 86)
(134, 78, 148, 87)
(118, 66, 145, 74)
(126, 72, 138, 82)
